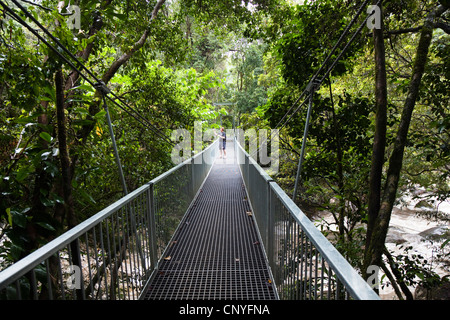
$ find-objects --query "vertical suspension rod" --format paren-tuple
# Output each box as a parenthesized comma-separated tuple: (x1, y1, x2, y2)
(99, 85, 147, 271)
(100, 90, 128, 195)
(292, 84, 317, 202)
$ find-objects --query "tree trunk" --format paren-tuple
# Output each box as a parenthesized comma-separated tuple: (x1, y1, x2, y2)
(55, 69, 77, 230)
(364, 5, 448, 290)
(364, 1, 388, 278)
(56, 69, 83, 299)
(327, 76, 346, 239)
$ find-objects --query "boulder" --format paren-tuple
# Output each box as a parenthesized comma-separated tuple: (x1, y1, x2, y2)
(414, 281, 450, 300)
(386, 226, 407, 244)
(418, 226, 449, 241)
(414, 200, 433, 209)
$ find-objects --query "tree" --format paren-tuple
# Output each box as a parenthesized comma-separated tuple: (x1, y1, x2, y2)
(363, 2, 449, 299)
(0, 0, 280, 272)
(232, 41, 267, 114)
(257, 0, 449, 299)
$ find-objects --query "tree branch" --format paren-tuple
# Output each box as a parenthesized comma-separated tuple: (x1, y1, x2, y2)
(385, 22, 450, 36)
(101, 0, 166, 84)
(386, 26, 422, 35)
(366, 22, 450, 38)
(383, 247, 414, 300)
(64, 4, 110, 91)
(434, 21, 450, 33)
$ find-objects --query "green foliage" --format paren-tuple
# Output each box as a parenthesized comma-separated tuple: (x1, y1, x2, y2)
(180, 0, 278, 34)
(0, 0, 279, 270)
(232, 42, 268, 113)
(401, 31, 450, 202)
(256, 0, 449, 284)
(0, 0, 227, 268)
(388, 245, 448, 294)
(259, 0, 365, 89)
(1, 0, 448, 301)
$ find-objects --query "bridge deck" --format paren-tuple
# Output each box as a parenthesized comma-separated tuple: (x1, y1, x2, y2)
(144, 141, 277, 300)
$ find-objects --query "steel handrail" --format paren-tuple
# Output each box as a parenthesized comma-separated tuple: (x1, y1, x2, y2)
(0, 183, 150, 290)
(0, 139, 218, 299)
(269, 182, 379, 300)
(235, 138, 379, 300)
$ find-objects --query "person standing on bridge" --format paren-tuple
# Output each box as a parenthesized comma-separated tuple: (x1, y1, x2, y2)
(215, 127, 227, 159)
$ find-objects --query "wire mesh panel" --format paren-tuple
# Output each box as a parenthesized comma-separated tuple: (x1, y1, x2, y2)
(0, 141, 218, 300)
(0, 185, 154, 300)
(153, 164, 192, 258)
(234, 139, 379, 300)
(144, 141, 277, 300)
(270, 187, 348, 300)
(151, 141, 217, 259)
(246, 157, 272, 256)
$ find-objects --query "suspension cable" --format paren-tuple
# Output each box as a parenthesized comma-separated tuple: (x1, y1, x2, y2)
(274, 0, 377, 131)
(0, 0, 176, 147)
(242, 0, 380, 167)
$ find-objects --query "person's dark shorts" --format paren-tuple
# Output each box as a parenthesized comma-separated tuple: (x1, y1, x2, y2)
(219, 141, 226, 150)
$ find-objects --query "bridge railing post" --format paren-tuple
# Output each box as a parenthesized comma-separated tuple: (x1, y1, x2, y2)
(234, 136, 380, 300)
(267, 181, 275, 277)
(147, 183, 158, 274)
(190, 157, 196, 200)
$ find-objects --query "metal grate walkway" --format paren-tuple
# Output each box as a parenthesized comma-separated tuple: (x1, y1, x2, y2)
(144, 141, 277, 300)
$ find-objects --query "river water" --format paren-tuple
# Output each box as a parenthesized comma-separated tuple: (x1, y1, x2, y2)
(313, 190, 449, 300)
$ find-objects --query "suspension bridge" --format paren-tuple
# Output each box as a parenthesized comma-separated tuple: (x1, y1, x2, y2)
(0, 137, 379, 300)
(0, 0, 382, 301)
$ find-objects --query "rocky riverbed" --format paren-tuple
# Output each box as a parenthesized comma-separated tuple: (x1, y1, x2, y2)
(313, 190, 449, 300)
(382, 192, 449, 300)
